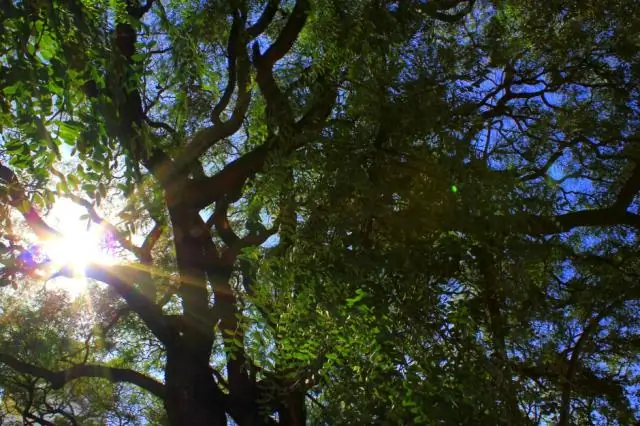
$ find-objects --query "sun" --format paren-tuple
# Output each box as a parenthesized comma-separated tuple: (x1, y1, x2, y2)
(41, 199, 115, 293)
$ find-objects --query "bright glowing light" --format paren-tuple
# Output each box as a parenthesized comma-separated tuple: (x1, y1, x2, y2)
(44, 227, 111, 271)
(41, 199, 115, 293)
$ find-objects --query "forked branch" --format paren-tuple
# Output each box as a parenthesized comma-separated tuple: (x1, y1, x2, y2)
(65, 194, 143, 259)
(254, 0, 310, 68)
(0, 163, 171, 344)
(173, 10, 251, 173)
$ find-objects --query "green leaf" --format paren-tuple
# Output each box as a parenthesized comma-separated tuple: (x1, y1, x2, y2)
(38, 33, 57, 61)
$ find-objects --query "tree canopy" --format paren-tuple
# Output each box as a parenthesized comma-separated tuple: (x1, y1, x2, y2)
(0, 0, 639, 424)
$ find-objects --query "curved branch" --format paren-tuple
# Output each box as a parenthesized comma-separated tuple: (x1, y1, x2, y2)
(140, 221, 164, 263)
(209, 197, 240, 247)
(211, 11, 242, 125)
(65, 194, 143, 259)
(145, 118, 176, 135)
(0, 353, 165, 399)
(525, 209, 640, 234)
(247, 0, 279, 37)
(65, 264, 171, 344)
(255, 0, 309, 68)
(613, 163, 640, 210)
(0, 163, 61, 240)
(419, 0, 476, 23)
(173, 12, 251, 173)
(0, 163, 170, 343)
(187, 75, 337, 210)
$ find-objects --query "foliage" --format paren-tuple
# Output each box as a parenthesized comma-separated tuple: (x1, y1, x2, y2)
(0, 0, 639, 424)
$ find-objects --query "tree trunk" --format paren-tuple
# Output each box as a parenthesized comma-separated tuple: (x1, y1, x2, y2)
(164, 347, 227, 426)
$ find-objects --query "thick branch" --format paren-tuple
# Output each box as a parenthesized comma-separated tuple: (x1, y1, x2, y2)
(209, 197, 240, 247)
(613, 162, 640, 210)
(173, 13, 251, 173)
(419, 0, 476, 23)
(140, 221, 164, 263)
(188, 143, 271, 208)
(247, 0, 279, 37)
(0, 353, 165, 399)
(253, 41, 294, 126)
(0, 163, 61, 240)
(187, 74, 337, 210)
(168, 206, 217, 337)
(463, 209, 640, 236)
(211, 11, 242, 125)
(255, 0, 309, 68)
(66, 194, 143, 259)
(80, 264, 171, 344)
(559, 315, 602, 426)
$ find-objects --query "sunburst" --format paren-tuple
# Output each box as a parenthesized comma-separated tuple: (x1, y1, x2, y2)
(41, 199, 115, 293)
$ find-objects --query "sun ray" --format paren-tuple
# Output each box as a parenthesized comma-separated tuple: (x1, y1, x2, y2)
(41, 199, 116, 295)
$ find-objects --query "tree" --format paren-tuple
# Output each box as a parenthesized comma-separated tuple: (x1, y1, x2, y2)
(0, 0, 639, 424)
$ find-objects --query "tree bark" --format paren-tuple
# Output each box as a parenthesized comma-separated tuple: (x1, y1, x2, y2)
(164, 346, 227, 426)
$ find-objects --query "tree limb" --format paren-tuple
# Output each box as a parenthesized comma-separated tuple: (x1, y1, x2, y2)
(461, 208, 640, 236)
(187, 72, 337, 210)
(65, 194, 143, 259)
(140, 220, 164, 263)
(419, 0, 476, 23)
(172, 12, 251, 174)
(63, 263, 171, 344)
(188, 143, 271, 208)
(559, 315, 602, 426)
(613, 162, 640, 210)
(254, 0, 309, 68)
(0, 353, 166, 399)
(145, 118, 176, 135)
(247, 0, 279, 37)
(253, 41, 294, 126)
(520, 150, 564, 182)
(209, 197, 240, 247)
(0, 163, 61, 240)
(210, 11, 243, 125)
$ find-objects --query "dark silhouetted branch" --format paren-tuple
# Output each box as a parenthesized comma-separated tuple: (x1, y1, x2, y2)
(0, 163, 61, 240)
(141, 221, 164, 263)
(255, 0, 309, 68)
(65, 194, 143, 259)
(173, 12, 251, 173)
(248, 0, 279, 37)
(613, 163, 640, 210)
(63, 263, 171, 344)
(209, 197, 240, 247)
(0, 353, 165, 399)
